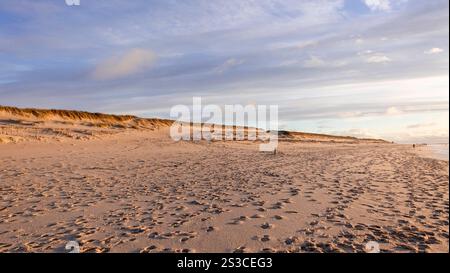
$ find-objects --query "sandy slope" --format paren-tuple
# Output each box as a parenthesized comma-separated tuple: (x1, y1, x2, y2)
(0, 107, 448, 253)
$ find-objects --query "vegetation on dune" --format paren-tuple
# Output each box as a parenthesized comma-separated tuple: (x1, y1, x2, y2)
(0, 105, 173, 128)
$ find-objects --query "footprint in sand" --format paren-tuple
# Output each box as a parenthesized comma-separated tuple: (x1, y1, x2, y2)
(233, 246, 248, 253)
(206, 226, 217, 232)
(140, 245, 158, 253)
(285, 236, 300, 245)
(260, 247, 276, 253)
(260, 222, 274, 229)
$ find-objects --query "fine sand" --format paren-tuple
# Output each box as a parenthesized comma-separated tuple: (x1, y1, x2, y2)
(0, 107, 448, 253)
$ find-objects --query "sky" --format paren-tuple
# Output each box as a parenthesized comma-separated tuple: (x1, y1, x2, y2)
(0, 0, 448, 143)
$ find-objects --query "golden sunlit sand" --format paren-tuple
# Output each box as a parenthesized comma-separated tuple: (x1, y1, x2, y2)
(0, 106, 448, 253)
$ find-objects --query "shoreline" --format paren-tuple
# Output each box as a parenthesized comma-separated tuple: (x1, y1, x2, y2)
(414, 144, 449, 161)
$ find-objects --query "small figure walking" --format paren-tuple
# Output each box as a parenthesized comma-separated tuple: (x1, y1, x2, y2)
(413, 144, 416, 149)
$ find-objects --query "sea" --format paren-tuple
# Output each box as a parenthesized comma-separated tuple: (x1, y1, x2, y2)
(426, 144, 449, 161)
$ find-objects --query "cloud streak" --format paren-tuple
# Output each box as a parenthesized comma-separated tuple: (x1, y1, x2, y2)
(424, 47, 444, 54)
(363, 0, 392, 11)
(92, 49, 156, 80)
(213, 58, 244, 74)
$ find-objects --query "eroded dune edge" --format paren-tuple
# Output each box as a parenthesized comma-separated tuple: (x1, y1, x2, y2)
(0, 106, 448, 253)
(0, 106, 174, 144)
(0, 105, 386, 144)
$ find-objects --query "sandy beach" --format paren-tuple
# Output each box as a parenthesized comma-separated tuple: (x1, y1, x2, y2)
(0, 108, 448, 253)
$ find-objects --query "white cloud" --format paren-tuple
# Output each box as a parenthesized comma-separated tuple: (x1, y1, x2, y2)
(214, 58, 244, 74)
(296, 40, 318, 50)
(278, 59, 301, 67)
(358, 50, 391, 63)
(424, 47, 444, 54)
(92, 49, 156, 80)
(355, 38, 364, 45)
(358, 50, 373, 55)
(407, 122, 436, 129)
(302, 55, 347, 69)
(366, 54, 391, 63)
(338, 111, 364, 118)
(385, 106, 403, 115)
(334, 128, 381, 139)
(303, 55, 326, 68)
(363, 0, 392, 11)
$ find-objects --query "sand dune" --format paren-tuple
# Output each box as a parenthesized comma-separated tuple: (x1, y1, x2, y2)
(0, 106, 448, 253)
(1, 106, 386, 144)
(277, 130, 387, 143)
(0, 106, 173, 144)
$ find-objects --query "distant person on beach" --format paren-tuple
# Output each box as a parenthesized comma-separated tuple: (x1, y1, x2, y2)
(413, 144, 416, 149)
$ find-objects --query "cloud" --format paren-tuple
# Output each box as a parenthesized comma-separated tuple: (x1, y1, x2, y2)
(283, 55, 346, 68)
(358, 50, 373, 55)
(363, 0, 392, 11)
(213, 58, 244, 74)
(366, 54, 391, 63)
(296, 40, 318, 50)
(407, 122, 436, 129)
(358, 50, 392, 63)
(385, 106, 403, 115)
(92, 49, 156, 80)
(355, 38, 364, 45)
(332, 128, 381, 139)
(303, 55, 326, 68)
(337, 111, 364, 118)
(424, 47, 444, 54)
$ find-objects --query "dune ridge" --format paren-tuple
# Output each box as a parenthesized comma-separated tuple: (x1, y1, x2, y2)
(0, 105, 173, 143)
(1, 105, 387, 144)
(0, 105, 173, 128)
(277, 130, 387, 143)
